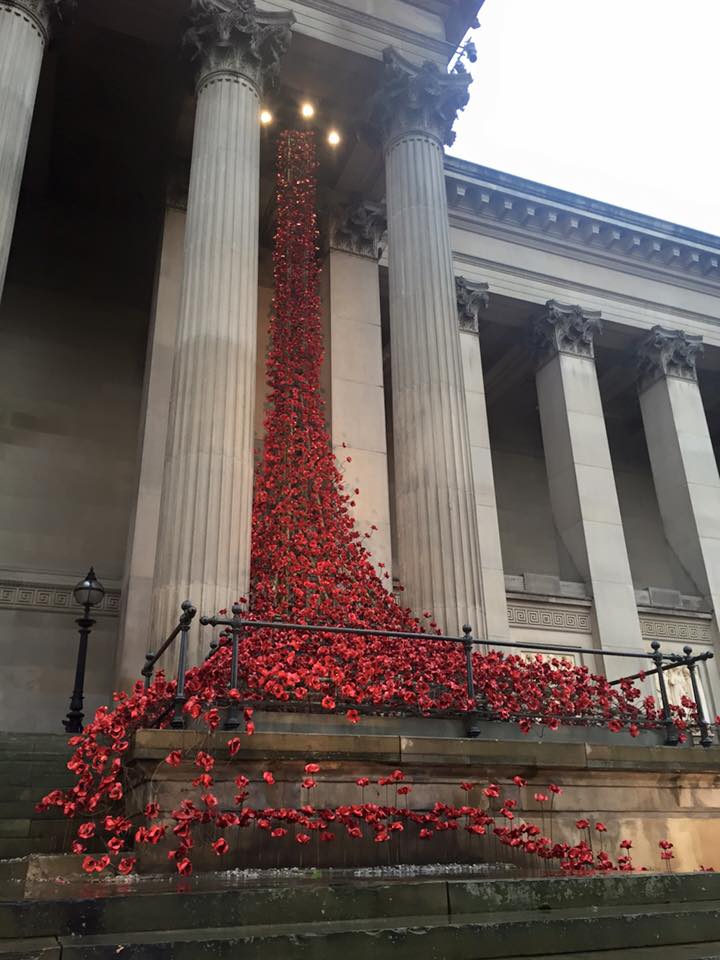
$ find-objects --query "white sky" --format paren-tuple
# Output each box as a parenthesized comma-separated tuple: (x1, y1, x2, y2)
(449, 0, 720, 237)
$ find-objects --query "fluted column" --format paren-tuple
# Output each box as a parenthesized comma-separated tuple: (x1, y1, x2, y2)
(456, 278, 510, 640)
(0, 0, 53, 298)
(369, 49, 483, 636)
(151, 0, 293, 656)
(636, 327, 720, 619)
(532, 300, 644, 655)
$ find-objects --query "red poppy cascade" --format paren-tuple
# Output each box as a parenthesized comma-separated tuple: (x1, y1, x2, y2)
(39, 131, 698, 875)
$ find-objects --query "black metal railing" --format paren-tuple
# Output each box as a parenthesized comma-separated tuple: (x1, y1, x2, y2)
(141, 601, 196, 729)
(142, 602, 716, 747)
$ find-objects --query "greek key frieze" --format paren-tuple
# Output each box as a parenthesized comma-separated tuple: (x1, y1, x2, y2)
(0, 580, 120, 616)
(507, 602, 591, 634)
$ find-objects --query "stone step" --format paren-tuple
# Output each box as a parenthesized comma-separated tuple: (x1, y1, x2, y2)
(2, 873, 720, 943)
(0, 803, 59, 820)
(0, 762, 73, 787)
(522, 946, 720, 959)
(0, 787, 61, 804)
(0, 735, 69, 752)
(0, 838, 61, 859)
(23, 899, 720, 960)
(0, 938, 59, 958)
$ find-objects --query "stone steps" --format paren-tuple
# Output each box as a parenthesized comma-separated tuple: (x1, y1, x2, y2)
(0, 735, 73, 864)
(1, 871, 720, 958)
(3, 899, 720, 959)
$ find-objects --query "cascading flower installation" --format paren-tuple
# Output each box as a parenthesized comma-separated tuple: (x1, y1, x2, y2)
(38, 131, 697, 875)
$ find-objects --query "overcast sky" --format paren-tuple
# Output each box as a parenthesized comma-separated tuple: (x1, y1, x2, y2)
(449, 0, 719, 237)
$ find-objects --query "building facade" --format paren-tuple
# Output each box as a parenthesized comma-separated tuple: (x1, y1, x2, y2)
(1, 0, 720, 732)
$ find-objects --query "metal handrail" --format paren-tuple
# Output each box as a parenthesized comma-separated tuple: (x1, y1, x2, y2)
(142, 603, 715, 747)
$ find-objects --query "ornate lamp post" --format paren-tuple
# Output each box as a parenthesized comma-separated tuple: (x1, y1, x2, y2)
(64, 567, 105, 733)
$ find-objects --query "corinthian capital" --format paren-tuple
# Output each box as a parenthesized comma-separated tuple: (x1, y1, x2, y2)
(184, 0, 294, 93)
(3, 0, 72, 40)
(330, 199, 387, 259)
(368, 47, 471, 148)
(636, 325, 703, 391)
(531, 299, 602, 366)
(456, 277, 489, 333)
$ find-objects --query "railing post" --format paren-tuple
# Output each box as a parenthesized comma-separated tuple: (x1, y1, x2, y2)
(683, 645, 713, 748)
(224, 604, 243, 731)
(143, 653, 155, 690)
(651, 640, 679, 746)
(463, 624, 481, 738)
(171, 601, 197, 729)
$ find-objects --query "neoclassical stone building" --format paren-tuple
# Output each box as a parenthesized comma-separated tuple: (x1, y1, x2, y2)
(2, 0, 720, 732)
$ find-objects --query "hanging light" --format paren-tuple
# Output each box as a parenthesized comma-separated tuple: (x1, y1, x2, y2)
(300, 102, 315, 119)
(327, 129, 341, 147)
(260, 109, 273, 125)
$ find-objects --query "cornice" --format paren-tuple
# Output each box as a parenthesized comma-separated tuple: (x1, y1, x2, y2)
(445, 163, 720, 296)
(289, 0, 454, 60)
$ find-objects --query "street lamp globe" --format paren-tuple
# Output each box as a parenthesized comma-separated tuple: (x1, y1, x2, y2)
(73, 567, 105, 609)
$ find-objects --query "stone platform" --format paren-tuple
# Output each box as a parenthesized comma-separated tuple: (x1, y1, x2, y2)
(125, 723, 720, 874)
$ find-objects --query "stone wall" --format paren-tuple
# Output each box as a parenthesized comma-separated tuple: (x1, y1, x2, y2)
(127, 728, 720, 874)
(0, 202, 156, 732)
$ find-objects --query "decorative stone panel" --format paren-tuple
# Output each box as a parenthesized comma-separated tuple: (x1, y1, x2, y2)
(507, 600, 592, 635)
(0, 579, 120, 616)
(638, 614, 712, 645)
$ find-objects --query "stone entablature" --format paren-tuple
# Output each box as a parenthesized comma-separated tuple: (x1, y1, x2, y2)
(446, 159, 720, 291)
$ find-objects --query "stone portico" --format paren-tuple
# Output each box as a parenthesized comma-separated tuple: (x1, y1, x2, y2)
(1, 0, 720, 733)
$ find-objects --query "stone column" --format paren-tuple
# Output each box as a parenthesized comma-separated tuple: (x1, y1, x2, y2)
(456, 278, 510, 640)
(636, 327, 720, 617)
(329, 200, 392, 578)
(115, 195, 187, 692)
(0, 0, 55, 298)
(151, 0, 294, 657)
(532, 300, 644, 654)
(369, 48, 483, 636)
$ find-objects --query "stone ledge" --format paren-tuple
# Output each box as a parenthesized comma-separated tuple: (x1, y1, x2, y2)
(130, 728, 720, 775)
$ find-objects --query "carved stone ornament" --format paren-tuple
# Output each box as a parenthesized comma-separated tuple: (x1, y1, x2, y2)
(530, 299, 602, 366)
(184, 0, 295, 92)
(330, 198, 387, 259)
(636, 325, 703, 390)
(367, 47, 471, 148)
(455, 276, 489, 333)
(2, 0, 72, 37)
